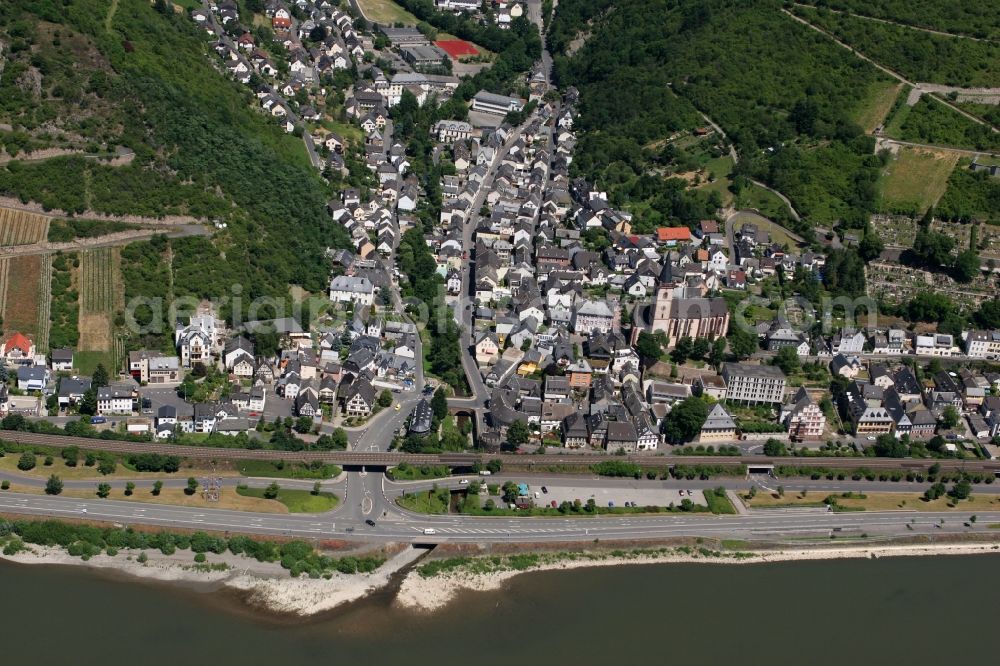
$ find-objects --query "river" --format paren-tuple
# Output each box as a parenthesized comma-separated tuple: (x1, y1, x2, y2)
(4, 555, 998, 665)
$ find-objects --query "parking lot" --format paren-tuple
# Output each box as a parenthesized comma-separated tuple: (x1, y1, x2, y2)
(527, 484, 707, 509)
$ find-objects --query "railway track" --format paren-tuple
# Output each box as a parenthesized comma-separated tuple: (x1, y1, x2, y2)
(2, 431, 999, 474)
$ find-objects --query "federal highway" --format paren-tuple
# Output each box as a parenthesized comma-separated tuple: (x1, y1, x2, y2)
(3, 430, 999, 473)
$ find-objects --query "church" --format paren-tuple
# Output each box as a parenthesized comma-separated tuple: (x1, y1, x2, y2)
(631, 261, 730, 348)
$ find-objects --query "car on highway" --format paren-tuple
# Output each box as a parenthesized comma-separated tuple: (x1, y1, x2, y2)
(422, 528, 436, 535)
(365, 519, 376, 527)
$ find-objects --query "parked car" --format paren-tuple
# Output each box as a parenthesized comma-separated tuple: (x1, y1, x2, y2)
(365, 519, 376, 527)
(608, 501, 614, 507)
(459, 479, 469, 485)
(541, 486, 548, 494)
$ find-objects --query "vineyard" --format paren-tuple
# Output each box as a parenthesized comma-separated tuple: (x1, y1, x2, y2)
(0, 257, 9, 315)
(78, 247, 121, 353)
(0, 208, 49, 246)
(35, 254, 53, 352)
(81, 247, 116, 313)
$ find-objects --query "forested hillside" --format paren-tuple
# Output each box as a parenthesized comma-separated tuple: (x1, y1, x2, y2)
(551, 0, 892, 232)
(799, 1, 1000, 39)
(793, 5, 1000, 88)
(0, 0, 349, 303)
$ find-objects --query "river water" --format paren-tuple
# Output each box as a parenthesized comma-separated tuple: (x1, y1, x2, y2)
(4, 555, 999, 665)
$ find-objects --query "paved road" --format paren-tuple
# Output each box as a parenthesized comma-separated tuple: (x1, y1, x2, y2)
(0, 487, 993, 543)
(201, 1, 322, 168)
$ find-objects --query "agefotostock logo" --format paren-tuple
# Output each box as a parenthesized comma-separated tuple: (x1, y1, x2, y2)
(729, 293, 880, 335)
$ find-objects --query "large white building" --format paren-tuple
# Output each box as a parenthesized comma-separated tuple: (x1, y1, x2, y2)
(966, 330, 1000, 359)
(722, 363, 787, 405)
(329, 275, 375, 306)
(472, 90, 524, 116)
(97, 385, 136, 415)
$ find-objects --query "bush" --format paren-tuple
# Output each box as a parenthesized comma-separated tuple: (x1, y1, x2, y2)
(0, 480, 8, 490)
(194, 553, 207, 563)
(17, 452, 36, 471)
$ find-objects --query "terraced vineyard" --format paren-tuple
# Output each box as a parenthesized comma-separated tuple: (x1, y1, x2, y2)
(80, 247, 116, 313)
(0, 257, 9, 314)
(0, 208, 49, 246)
(35, 254, 53, 352)
(78, 247, 121, 352)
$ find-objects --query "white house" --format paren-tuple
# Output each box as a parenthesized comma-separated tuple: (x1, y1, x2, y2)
(329, 275, 375, 306)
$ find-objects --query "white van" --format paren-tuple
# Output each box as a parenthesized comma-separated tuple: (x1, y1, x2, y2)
(478, 470, 492, 476)
(422, 528, 436, 535)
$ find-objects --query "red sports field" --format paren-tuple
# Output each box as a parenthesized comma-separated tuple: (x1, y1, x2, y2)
(435, 39, 479, 58)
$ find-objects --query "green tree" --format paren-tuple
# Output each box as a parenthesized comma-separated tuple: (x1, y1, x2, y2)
(763, 439, 788, 456)
(772, 346, 800, 375)
(506, 420, 530, 447)
(940, 405, 960, 429)
(671, 336, 694, 363)
(431, 387, 449, 421)
(709, 336, 727, 366)
(728, 325, 758, 360)
(17, 452, 36, 471)
(634, 331, 664, 366)
(294, 416, 313, 434)
(263, 482, 281, 499)
(44, 475, 63, 495)
(152, 480, 163, 496)
(690, 337, 711, 360)
(92, 363, 110, 388)
(96, 483, 111, 498)
(858, 230, 884, 261)
(953, 249, 981, 283)
(98, 455, 116, 476)
(312, 481, 321, 496)
(185, 477, 199, 496)
(949, 479, 972, 500)
(377, 390, 393, 409)
(873, 433, 908, 458)
(125, 482, 135, 496)
(660, 397, 709, 444)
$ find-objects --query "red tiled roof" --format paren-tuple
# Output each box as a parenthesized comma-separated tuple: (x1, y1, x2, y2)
(656, 227, 691, 242)
(3, 332, 32, 354)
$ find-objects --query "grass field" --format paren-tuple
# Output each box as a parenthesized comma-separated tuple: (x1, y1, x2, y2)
(695, 155, 735, 204)
(236, 460, 342, 479)
(2, 254, 43, 338)
(398, 490, 449, 514)
(0, 454, 236, 482)
(73, 350, 116, 375)
(3, 483, 290, 513)
(356, 0, 419, 25)
(747, 491, 1000, 512)
(236, 486, 338, 512)
(879, 147, 959, 213)
(0, 208, 49, 246)
(855, 81, 903, 133)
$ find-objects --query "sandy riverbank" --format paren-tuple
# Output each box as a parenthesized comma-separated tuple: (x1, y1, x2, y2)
(395, 541, 1000, 612)
(0, 544, 424, 617)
